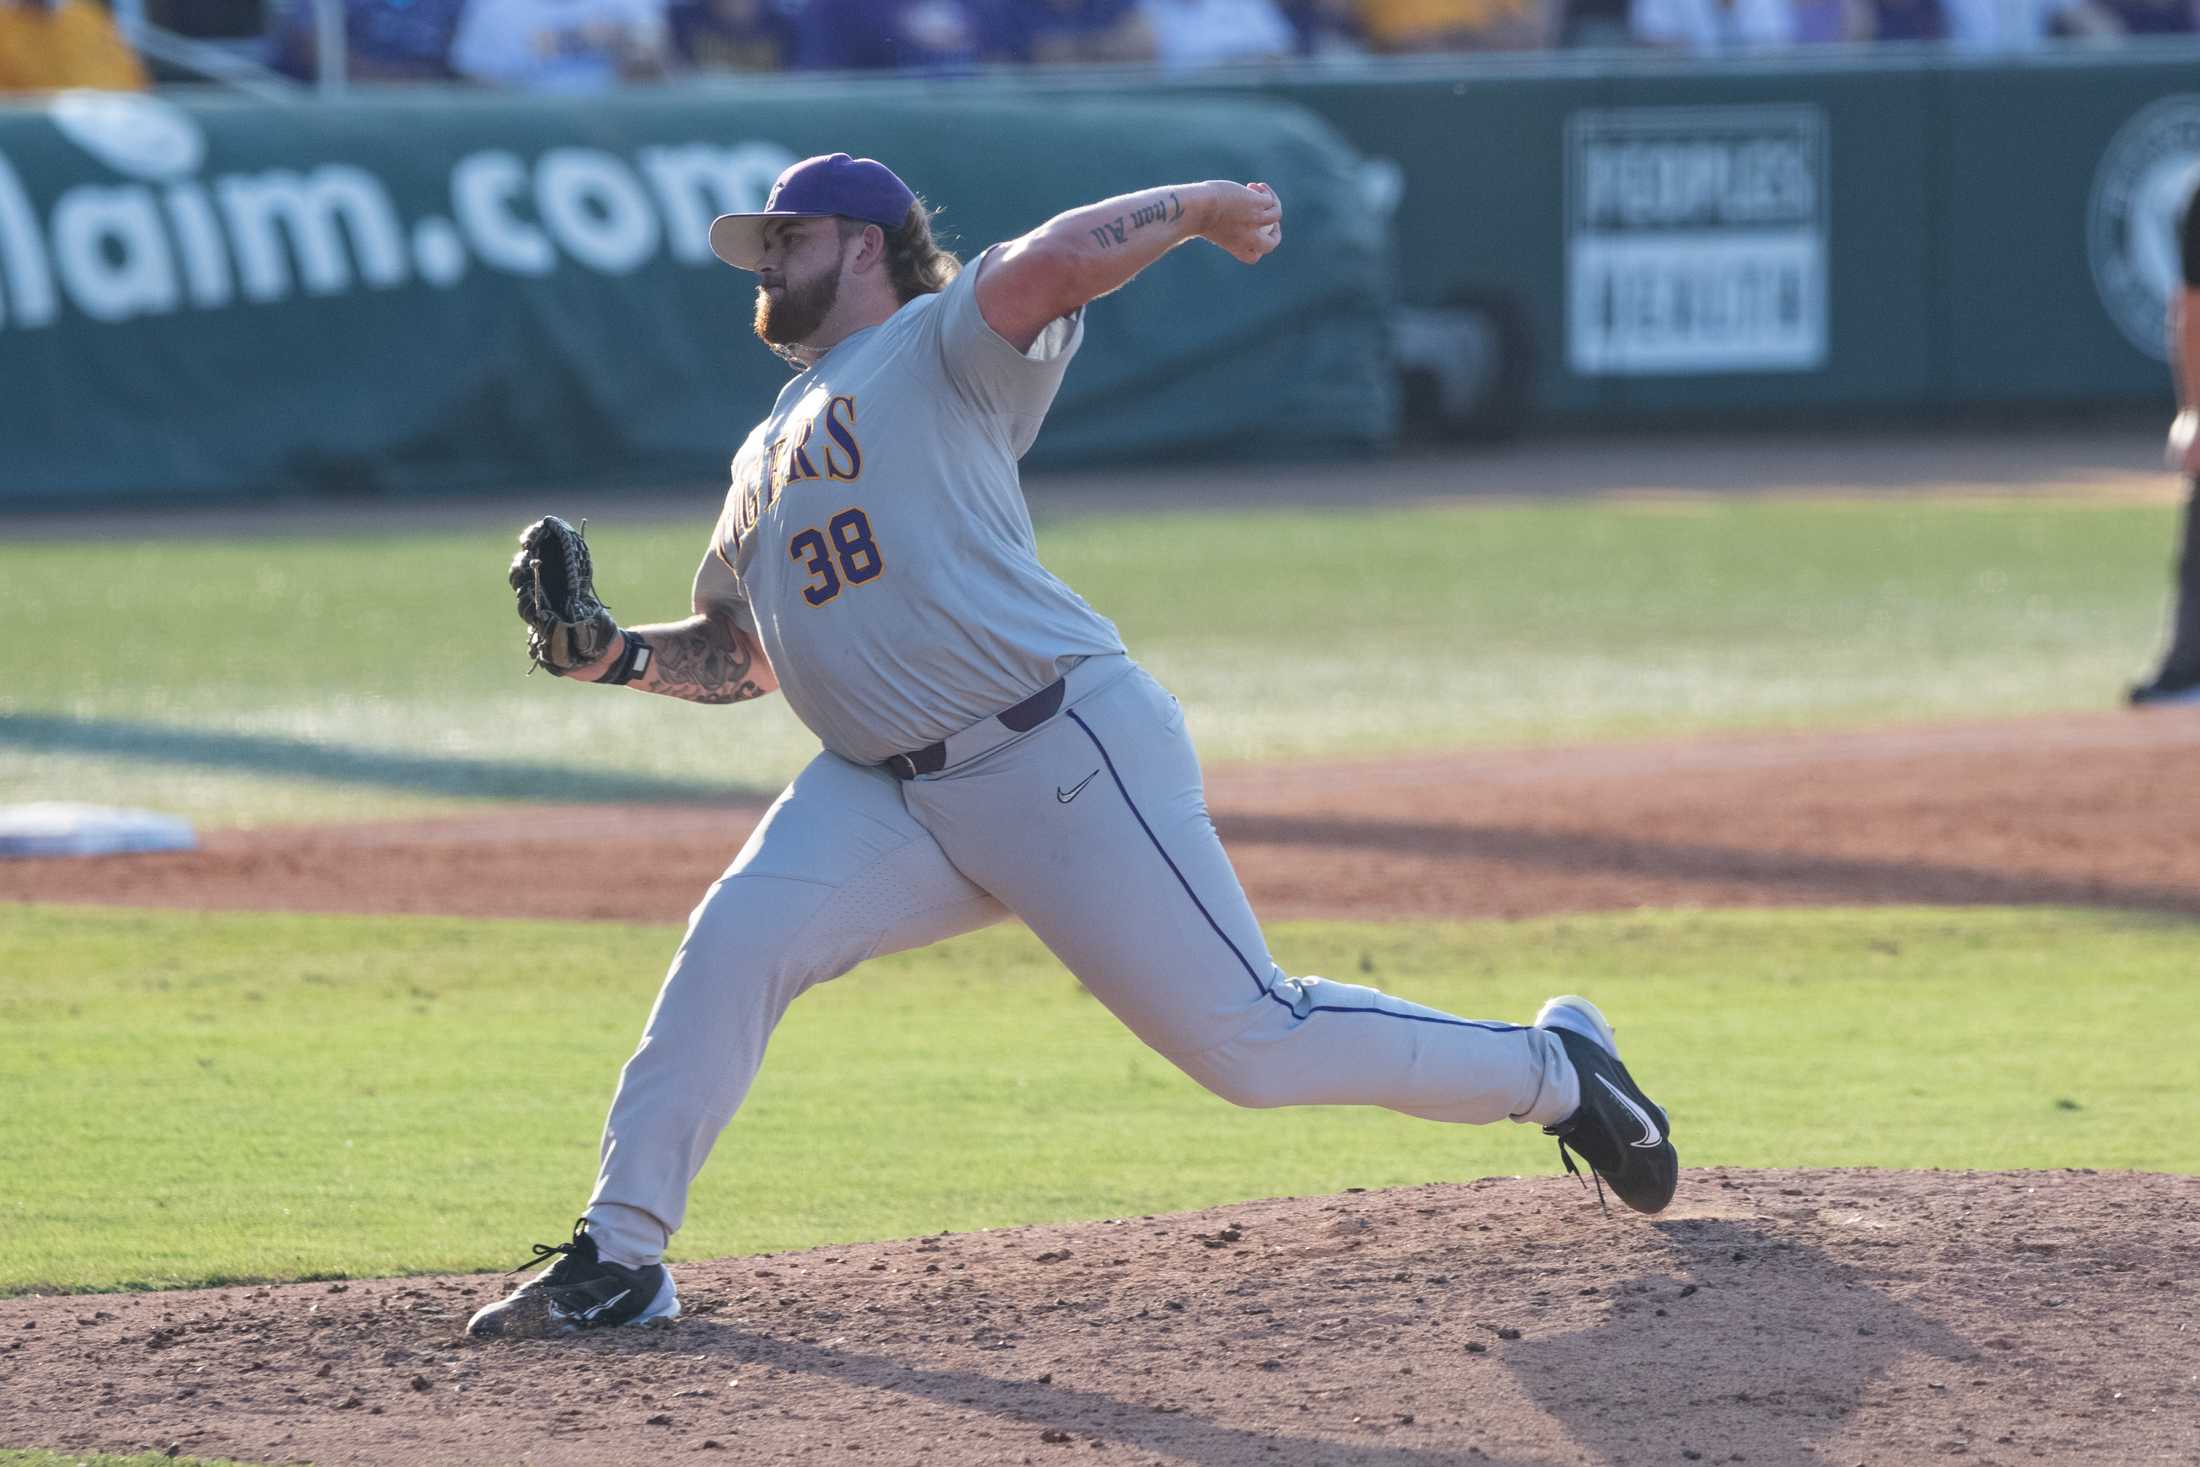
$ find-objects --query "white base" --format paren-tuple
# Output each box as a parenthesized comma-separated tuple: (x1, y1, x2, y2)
(0, 802, 198, 859)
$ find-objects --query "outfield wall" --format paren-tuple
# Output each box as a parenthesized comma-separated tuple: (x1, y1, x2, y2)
(0, 90, 1391, 502)
(1198, 47, 2200, 427)
(696, 51, 2200, 435)
(6, 51, 2198, 502)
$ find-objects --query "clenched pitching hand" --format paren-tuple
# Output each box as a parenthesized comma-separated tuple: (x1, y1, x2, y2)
(1197, 181, 1283, 265)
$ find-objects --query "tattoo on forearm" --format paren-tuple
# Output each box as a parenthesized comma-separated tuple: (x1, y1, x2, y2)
(1133, 192, 1182, 228)
(647, 620, 767, 705)
(1087, 191, 1183, 250)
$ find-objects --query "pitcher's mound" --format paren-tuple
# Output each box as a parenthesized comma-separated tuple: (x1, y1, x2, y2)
(2, 1167, 2192, 1465)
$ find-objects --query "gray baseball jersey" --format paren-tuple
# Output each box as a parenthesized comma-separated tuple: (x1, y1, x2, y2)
(694, 247, 1125, 767)
(572, 233, 1616, 1277)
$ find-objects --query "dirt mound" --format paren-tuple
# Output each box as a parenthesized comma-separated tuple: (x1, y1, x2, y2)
(1, 1169, 2190, 1466)
(9, 710, 2200, 924)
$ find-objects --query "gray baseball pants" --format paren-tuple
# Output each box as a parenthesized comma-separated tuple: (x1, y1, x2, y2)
(584, 655, 1579, 1268)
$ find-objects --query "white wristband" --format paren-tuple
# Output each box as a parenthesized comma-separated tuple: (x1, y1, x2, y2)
(597, 632, 653, 686)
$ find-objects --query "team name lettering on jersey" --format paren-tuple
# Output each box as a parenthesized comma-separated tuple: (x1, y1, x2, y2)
(718, 395, 864, 555)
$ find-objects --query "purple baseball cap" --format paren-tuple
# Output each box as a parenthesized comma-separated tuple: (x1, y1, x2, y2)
(708, 153, 918, 272)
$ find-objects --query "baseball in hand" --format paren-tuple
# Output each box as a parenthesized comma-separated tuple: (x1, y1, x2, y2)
(1252, 181, 1281, 245)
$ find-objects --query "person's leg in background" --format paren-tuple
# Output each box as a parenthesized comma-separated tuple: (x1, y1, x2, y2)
(2131, 474, 2200, 705)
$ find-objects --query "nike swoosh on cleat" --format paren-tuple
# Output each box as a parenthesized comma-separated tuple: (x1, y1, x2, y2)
(573, 1288, 632, 1323)
(1056, 771, 1100, 803)
(1596, 1074, 1664, 1148)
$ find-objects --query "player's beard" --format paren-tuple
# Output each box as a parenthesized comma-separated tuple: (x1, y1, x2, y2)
(754, 263, 843, 351)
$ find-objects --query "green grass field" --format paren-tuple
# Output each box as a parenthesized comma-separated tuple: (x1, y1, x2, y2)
(2, 901, 2192, 1298)
(0, 494, 2176, 823)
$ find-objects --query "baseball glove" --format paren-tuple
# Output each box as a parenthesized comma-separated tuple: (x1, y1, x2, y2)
(509, 515, 620, 676)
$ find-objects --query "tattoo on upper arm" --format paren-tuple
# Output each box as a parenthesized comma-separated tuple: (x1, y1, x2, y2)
(1087, 191, 1183, 250)
(649, 618, 768, 705)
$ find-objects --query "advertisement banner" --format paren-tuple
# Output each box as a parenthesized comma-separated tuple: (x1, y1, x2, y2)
(1565, 105, 1828, 378)
(0, 89, 1393, 502)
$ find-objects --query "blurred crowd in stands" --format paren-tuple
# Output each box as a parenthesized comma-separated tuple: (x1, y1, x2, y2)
(1, 0, 2195, 93)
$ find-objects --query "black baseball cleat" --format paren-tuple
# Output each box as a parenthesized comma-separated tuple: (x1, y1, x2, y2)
(2127, 670, 2200, 707)
(465, 1220, 680, 1340)
(1535, 995, 1678, 1216)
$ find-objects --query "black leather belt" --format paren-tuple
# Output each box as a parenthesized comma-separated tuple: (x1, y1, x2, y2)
(886, 677, 1067, 781)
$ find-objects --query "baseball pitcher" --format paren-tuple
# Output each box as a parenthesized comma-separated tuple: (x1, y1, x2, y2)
(472, 153, 1678, 1339)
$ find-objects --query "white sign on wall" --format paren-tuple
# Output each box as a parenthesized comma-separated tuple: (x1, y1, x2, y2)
(1566, 105, 1829, 377)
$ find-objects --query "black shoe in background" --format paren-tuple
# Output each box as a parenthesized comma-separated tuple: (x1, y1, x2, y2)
(2128, 668, 2200, 707)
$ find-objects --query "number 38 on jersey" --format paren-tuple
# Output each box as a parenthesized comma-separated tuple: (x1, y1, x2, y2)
(789, 507, 883, 606)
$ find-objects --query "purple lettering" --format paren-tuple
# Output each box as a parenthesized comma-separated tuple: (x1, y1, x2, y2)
(823, 395, 862, 481)
(789, 419, 821, 483)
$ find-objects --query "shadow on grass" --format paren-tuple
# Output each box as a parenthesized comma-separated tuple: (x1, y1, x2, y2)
(0, 712, 762, 805)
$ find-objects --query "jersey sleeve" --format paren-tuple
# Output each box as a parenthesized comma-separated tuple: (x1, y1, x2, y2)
(2182, 176, 2200, 290)
(933, 244, 1085, 458)
(693, 541, 759, 637)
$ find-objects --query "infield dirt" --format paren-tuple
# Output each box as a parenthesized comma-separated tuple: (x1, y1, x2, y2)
(9, 708, 2197, 926)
